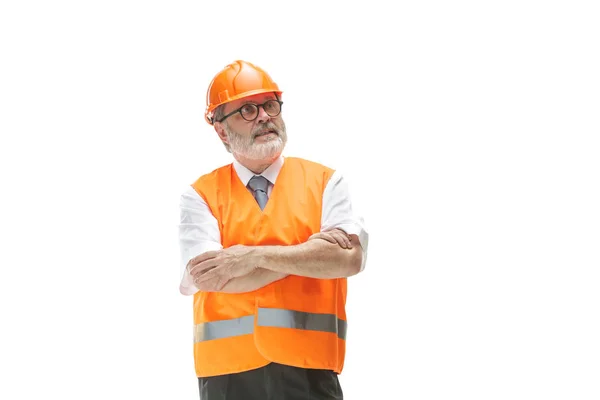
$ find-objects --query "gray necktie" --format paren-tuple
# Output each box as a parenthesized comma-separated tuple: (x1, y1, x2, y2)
(247, 175, 269, 210)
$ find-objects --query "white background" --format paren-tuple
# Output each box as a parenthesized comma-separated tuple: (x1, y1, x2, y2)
(1, 1, 599, 399)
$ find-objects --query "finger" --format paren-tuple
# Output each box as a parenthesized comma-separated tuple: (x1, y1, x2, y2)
(330, 229, 352, 248)
(194, 268, 219, 285)
(215, 276, 231, 291)
(341, 232, 352, 248)
(189, 258, 219, 276)
(188, 251, 219, 268)
(332, 231, 352, 249)
(320, 233, 338, 244)
(194, 264, 231, 284)
(195, 275, 223, 292)
(328, 232, 345, 248)
(309, 233, 336, 244)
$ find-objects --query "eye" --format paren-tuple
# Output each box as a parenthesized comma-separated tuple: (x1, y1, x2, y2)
(264, 101, 277, 112)
(240, 104, 257, 117)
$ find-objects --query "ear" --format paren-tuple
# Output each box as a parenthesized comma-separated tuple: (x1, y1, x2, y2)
(214, 122, 229, 145)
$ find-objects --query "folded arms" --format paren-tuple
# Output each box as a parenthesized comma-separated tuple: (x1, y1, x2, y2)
(186, 229, 362, 294)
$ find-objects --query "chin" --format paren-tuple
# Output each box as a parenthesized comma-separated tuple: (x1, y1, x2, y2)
(251, 142, 284, 160)
(246, 151, 281, 162)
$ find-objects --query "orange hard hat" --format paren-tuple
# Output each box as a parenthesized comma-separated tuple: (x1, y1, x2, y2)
(204, 60, 282, 125)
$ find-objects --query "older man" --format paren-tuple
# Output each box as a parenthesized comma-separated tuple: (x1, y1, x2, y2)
(179, 60, 369, 400)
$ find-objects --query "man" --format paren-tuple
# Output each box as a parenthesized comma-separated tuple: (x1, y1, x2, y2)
(178, 60, 369, 400)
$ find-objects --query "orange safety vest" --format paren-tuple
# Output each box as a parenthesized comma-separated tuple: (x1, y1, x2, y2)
(190, 157, 347, 377)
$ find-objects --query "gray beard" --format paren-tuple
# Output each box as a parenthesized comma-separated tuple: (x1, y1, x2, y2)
(225, 121, 287, 160)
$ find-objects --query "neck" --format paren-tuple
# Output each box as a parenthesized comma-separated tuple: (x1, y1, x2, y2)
(233, 153, 279, 174)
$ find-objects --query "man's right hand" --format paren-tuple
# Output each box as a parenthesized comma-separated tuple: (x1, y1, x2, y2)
(308, 228, 353, 249)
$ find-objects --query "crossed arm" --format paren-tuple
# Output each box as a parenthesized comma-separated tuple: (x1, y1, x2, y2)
(186, 229, 362, 293)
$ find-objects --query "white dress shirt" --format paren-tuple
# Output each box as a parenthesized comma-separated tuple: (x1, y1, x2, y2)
(178, 156, 369, 295)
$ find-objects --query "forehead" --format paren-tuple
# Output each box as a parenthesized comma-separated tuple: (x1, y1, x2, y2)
(225, 92, 277, 111)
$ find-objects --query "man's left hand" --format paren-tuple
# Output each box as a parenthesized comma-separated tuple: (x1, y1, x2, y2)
(187, 245, 258, 291)
(308, 228, 353, 249)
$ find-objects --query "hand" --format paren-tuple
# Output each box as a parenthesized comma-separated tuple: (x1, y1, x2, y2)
(308, 228, 353, 249)
(187, 245, 258, 291)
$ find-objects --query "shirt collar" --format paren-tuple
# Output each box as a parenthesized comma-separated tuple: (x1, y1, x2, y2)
(233, 155, 284, 186)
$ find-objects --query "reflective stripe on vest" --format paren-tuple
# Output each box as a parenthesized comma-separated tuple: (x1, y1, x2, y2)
(194, 315, 254, 342)
(194, 308, 347, 343)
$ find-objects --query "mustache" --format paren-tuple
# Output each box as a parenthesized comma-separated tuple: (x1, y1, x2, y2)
(252, 123, 282, 139)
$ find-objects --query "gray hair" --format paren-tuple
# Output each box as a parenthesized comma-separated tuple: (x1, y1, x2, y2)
(212, 104, 226, 123)
(212, 104, 232, 152)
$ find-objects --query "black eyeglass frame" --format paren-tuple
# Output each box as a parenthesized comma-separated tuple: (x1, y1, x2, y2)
(215, 99, 284, 123)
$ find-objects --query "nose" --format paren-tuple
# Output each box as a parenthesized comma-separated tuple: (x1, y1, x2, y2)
(255, 105, 271, 124)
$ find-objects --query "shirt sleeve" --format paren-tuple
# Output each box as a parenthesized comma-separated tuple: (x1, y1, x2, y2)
(321, 170, 370, 271)
(178, 186, 222, 295)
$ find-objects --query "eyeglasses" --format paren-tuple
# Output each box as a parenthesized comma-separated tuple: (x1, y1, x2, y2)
(216, 99, 283, 123)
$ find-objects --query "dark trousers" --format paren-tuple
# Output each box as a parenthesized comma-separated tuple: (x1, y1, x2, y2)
(198, 362, 343, 400)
